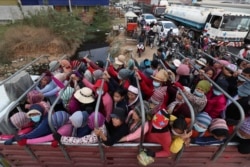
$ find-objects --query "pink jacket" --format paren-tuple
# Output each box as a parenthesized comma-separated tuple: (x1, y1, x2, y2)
(82, 78, 113, 121)
(125, 111, 149, 142)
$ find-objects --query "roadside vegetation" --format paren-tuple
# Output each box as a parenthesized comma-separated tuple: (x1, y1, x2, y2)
(0, 6, 112, 64)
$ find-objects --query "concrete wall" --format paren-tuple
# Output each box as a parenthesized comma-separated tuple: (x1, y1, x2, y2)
(0, 6, 53, 23)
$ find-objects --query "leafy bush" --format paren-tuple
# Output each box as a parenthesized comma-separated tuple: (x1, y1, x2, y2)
(84, 7, 112, 41)
(0, 7, 113, 64)
(21, 9, 86, 47)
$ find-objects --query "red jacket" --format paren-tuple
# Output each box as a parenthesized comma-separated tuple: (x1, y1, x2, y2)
(145, 122, 172, 158)
(205, 88, 227, 118)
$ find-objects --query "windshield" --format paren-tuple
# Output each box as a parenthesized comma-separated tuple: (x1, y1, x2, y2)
(221, 16, 250, 31)
(163, 22, 177, 29)
(145, 15, 155, 19)
(245, 31, 250, 44)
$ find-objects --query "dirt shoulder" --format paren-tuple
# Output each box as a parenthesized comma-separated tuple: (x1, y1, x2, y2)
(0, 14, 157, 80)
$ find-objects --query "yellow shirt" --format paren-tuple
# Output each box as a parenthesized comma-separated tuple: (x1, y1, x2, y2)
(170, 136, 184, 154)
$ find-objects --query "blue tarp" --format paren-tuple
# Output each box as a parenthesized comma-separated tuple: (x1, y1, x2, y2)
(21, 0, 109, 6)
(21, 0, 39, 5)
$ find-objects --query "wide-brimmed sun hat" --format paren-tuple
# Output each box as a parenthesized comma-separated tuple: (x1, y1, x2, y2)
(115, 55, 126, 65)
(173, 59, 181, 68)
(74, 87, 95, 104)
(151, 69, 168, 82)
(195, 58, 207, 67)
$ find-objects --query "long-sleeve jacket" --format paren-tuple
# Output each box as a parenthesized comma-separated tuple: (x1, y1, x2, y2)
(184, 91, 207, 115)
(145, 123, 172, 158)
(125, 121, 149, 142)
(26, 123, 72, 144)
(82, 78, 113, 121)
(103, 121, 129, 146)
(124, 111, 149, 142)
(20, 116, 52, 139)
(204, 88, 227, 118)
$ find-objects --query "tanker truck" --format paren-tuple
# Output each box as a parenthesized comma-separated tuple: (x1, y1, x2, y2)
(162, 4, 250, 47)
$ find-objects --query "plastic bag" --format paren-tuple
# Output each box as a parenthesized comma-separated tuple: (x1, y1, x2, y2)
(137, 150, 155, 166)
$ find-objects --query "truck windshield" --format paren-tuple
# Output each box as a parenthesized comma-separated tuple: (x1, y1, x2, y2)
(245, 31, 250, 44)
(221, 16, 250, 32)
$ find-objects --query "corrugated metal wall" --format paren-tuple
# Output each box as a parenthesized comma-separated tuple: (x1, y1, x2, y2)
(21, 0, 39, 5)
(21, 0, 109, 6)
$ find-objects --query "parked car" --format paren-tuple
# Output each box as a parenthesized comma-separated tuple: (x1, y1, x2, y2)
(139, 13, 157, 25)
(157, 20, 179, 36)
(132, 6, 142, 16)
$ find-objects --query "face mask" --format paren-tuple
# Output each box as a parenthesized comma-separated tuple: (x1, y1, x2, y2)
(236, 131, 246, 139)
(193, 89, 204, 97)
(153, 80, 161, 88)
(31, 115, 41, 123)
(213, 89, 223, 96)
(171, 129, 182, 136)
(193, 123, 206, 132)
(194, 64, 202, 70)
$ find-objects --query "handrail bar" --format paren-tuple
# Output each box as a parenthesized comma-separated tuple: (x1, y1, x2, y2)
(177, 52, 245, 161)
(3, 79, 45, 161)
(158, 58, 195, 131)
(200, 51, 250, 82)
(135, 76, 146, 152)
(226, 51, 250, 64)
(4, 73, 46, 126)
(0, 55, 47, 86)
(205, 73, 245, 161)
(2, 55, 69, 161)
(47, 74, 74, 161)
(163, 55, 195, 162)
(3, 53, 68, 133)
(94, 53, 110, 161)
(47, 56, 85, 161)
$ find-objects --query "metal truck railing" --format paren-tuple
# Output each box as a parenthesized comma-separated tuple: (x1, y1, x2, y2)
(158, 58, 195, 162)
(177, 51, 245, 161)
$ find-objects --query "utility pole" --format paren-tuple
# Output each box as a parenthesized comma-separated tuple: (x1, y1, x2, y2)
(68, 0, 73, 13)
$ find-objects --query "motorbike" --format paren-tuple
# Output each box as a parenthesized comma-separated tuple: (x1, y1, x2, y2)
(155, 34, 166, 48)
(137, 42, 145, 57)
(147, 35, 155, 49)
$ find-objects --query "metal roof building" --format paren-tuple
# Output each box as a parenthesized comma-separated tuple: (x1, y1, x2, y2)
(21, 0, 109, 6)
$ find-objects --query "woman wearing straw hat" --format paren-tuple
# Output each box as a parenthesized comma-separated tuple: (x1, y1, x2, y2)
(68, 87, 96, 114)
(136, 69, 169, 102)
